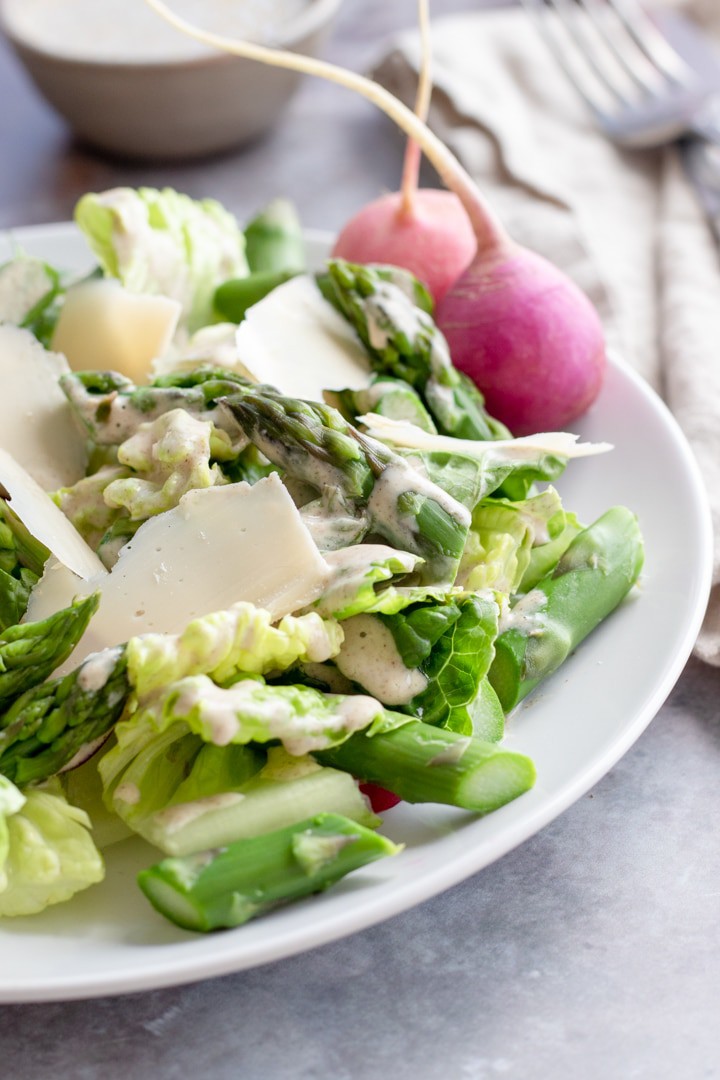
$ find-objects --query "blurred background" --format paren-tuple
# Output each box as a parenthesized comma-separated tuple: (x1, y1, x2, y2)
(0, 0, 511, 230)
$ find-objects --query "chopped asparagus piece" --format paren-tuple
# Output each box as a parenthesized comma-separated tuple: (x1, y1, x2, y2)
(315, 719, 535, 812)
(488, 506, 645, 712)
(243, 198, 306, 275)
(137, 812, 400, 932)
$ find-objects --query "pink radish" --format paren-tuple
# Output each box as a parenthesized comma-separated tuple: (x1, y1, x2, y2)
(144, 0, 606, 435)
(332, 2, 475, 304)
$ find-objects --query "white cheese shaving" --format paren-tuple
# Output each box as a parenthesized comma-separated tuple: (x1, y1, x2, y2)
(357, 414, 613, 460)
(235, 275, 371, 400)
(0, 449, 106, 580)
(0, 324, 86, 490)
(27, 474, 332, 676)
(51, 278, 181, 382)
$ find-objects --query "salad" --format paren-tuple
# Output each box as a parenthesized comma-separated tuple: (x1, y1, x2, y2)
(0, 187, 643, 933)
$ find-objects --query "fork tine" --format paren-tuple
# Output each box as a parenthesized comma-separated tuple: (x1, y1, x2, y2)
(521, 0, 620, 117)
(577, 0, 670, 96)
(606, 0, 694, 85)
(546, 0, 640, 106)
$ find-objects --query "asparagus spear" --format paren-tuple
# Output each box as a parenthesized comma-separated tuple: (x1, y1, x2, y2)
(0, 594, 100, 710)
(0, 500, 48, 631)
(0, 646, 130, 786)
(315, 719, 536, 812)
(488, 506, 645, 712)
(137, 812, 400, 933)
(320, 259, 510, 442)
(221, 390, 471, 584)
(243, 198, 306, 274)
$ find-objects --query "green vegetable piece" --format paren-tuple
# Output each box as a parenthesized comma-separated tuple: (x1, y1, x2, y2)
(59, 365, 254, 448)
(214, 269, 299, 322)
(327, 376, 437, 433)
(137, 812, 399, 933)
(321, 259, 509, 441)
(244, 198, 306, 275)
(0, 646, 130, 785)
(0, 593, 100, 711)
(0, 255, 62, 346)
(315, 719, 535, 812)
(221, 390, 471, 584)
(0, 779, 104, 917)
(488, 506, 645, 712)
(75, 186, 249, 331)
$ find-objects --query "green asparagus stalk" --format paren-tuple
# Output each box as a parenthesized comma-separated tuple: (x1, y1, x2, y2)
(0, 646, 130, 785)
(0, 594, 100, 710)
(315, 719, 536, 812)
(320, 259, 510, 442)
(243, 198, 306, 274)
(141, 755, 379, 856)
(488, 506, 645, 712)
(0, 501, 48, 631)
(214, 268, 299, 322)
(221, 390, 470, 583)
(137, 812, 400, 932)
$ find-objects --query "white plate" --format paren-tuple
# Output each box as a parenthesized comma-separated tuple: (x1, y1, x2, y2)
(0, 223, 713, 1003)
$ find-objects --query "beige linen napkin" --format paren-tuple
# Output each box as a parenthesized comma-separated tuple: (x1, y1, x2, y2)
(374, 0, 720, 665)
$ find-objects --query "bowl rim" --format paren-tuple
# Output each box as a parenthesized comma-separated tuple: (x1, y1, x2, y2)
(0, 0, 343, 70)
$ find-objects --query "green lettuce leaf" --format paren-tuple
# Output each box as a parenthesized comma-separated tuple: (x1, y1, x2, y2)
(0, 779, 104, 916)
(384, 595, 501, 736)
(330, 596, 502, 739)
(127, 602, 344, 700)
(75, 187, 248, 332)
(458, 488, 583, 594)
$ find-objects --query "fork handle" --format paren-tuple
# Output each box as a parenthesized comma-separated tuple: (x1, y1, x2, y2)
(680, 137, 720, 247)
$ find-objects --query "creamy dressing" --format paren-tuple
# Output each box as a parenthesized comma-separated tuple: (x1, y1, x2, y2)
(498, 589, 548, 637)
(114, 781, 141, 806)
(368, 460, 471, 541)
(315, 544, 419, 616)
(77, 647, 122, 693)
(335, 614, 427, 705)
(4, 0, 312, 63)
(172, 675, 383, 756)
(152, 792, 246, 835)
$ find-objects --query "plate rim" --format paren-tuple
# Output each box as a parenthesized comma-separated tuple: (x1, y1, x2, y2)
(0, 222, 713, 1002)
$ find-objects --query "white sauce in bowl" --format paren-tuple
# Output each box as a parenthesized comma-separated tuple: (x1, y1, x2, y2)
(3, 0, 312, 64)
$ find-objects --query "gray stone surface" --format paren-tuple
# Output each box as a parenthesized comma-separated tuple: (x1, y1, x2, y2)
(1, 2, 719, 1077)
(2, 659, 719, 1079)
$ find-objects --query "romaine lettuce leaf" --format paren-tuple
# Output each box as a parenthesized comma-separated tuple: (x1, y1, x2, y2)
(127, 602, 344, 700)
(0, 779, 104, 916)
(458, 488, 583, 595)
(75, 187, 248, 332)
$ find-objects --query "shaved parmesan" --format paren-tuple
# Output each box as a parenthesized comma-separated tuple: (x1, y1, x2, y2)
(235, 275, 370, 400)
(28, 474, 332, 676)
(52, 278, 181, 382)
(0, 449, 106, 579)
(357, 414, 613, 460)
(0, 325, 86, 490)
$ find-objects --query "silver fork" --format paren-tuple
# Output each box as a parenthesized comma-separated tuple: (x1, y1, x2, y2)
(522, 0, 720, 237)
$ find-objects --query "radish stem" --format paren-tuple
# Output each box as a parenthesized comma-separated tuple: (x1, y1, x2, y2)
(399, 0, 432, 216)
(143, 0, 506, 252)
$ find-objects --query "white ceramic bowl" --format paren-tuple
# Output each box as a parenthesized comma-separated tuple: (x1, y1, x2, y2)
(1, 0, 341, 160)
